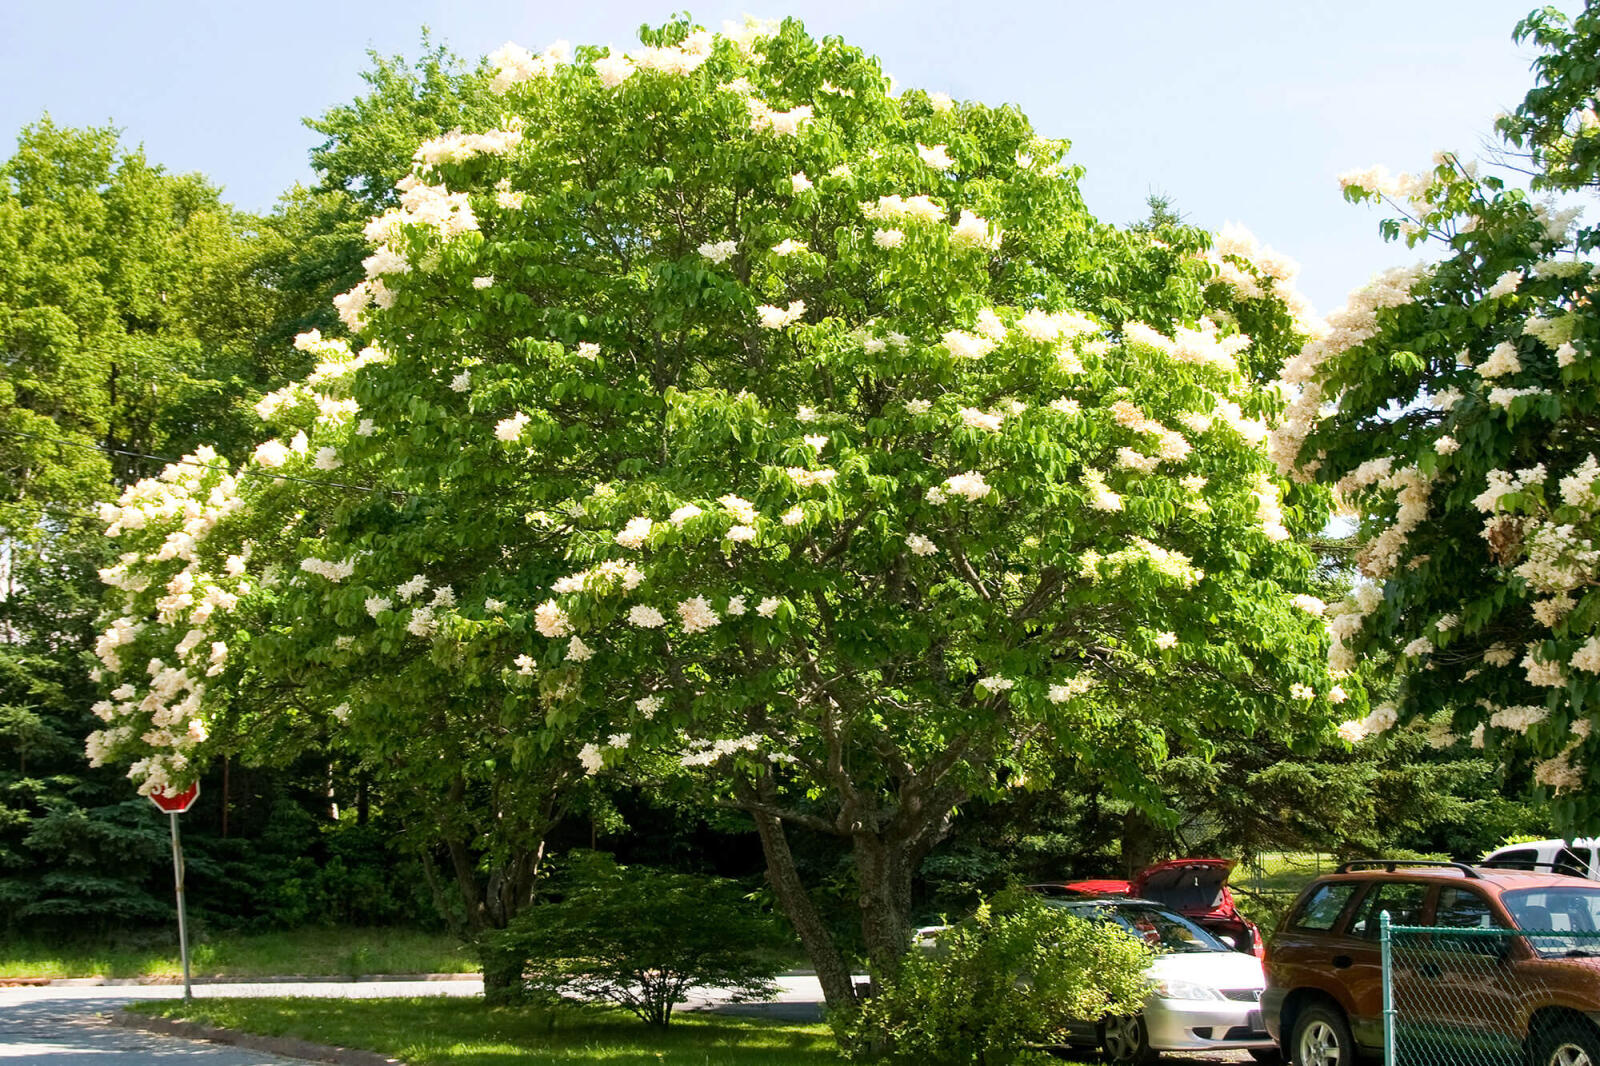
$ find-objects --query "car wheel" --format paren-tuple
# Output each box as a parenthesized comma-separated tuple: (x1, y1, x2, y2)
(1289, 1003, 1355, 1066)
(1532, 1020, 1600, 1066)
(1248, 1050, 1283, 1065)
(1101, 1012, 1158, 1064)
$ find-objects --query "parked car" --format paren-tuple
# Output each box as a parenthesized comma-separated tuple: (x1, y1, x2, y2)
(1482, 838, 1600, 879)
(1041, 857, 1265, 957)
(1262, 859, 1600, 1066)
(1041, 896, 1278, 1065)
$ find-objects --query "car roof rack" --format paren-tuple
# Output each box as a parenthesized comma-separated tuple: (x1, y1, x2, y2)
(1336, 859, 1480, 879)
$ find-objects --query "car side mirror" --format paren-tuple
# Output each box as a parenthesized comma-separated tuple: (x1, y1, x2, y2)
(1219, 935, 1238, 949)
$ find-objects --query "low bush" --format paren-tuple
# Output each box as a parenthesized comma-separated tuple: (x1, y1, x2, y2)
(843, 888, 1152, 1066)
(487, 851, 792, 1024)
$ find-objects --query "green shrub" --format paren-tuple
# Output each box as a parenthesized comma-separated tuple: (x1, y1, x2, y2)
(844, 888, 1152, 1066)
(487, 851, 792, 1024)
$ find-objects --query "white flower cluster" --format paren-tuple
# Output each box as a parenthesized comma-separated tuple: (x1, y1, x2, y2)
(413, 127, 523, 166)
(488, 40, 571, 92)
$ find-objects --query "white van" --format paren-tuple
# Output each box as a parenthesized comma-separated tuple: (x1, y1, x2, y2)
(1481, 838, 1600, 879)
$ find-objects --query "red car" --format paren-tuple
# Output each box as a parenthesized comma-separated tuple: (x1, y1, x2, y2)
(1040, 858, 1265, 958)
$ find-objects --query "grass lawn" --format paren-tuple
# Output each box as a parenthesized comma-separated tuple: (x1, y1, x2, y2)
(131, 998, 849, 1065)
(0, 926, 475, 979)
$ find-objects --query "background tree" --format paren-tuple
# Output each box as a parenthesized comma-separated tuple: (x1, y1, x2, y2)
(1273, 0, 1600, 832)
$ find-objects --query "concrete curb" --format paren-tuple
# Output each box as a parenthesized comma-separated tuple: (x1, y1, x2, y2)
(106, 1008, 405, 1065)
(1, 972, 480, 987)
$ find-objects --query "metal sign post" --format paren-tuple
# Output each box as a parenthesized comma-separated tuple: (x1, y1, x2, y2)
(1380, 909, 1394, 1066)
(149, 782, 200, 1000)
(168, 810, 191, 999)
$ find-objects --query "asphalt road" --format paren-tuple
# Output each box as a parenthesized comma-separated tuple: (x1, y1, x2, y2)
(0, 978, 1254, 1064)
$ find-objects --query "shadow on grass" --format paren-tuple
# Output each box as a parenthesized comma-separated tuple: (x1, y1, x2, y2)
(134, 997, 842, 1065)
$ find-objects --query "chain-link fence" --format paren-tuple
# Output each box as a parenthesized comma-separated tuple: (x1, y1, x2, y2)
(1381, 912, 1600, 1066)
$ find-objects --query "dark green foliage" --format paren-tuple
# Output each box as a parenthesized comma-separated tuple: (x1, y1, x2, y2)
(488, 852, 791, 1024)
(843, 887, 1151, 1066)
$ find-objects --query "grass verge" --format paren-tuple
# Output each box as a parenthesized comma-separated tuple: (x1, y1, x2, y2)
(0, 926, 475, 979)
(131, 998, 846, 1065)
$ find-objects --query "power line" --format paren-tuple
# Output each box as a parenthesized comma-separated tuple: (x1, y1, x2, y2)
(0, 427, 408, 498)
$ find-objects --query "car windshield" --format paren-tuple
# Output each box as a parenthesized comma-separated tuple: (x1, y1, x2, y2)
(1502, 887, 1600, 958)
(1050, 899, 1227, 954)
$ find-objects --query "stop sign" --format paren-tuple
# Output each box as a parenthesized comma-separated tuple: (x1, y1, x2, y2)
(149, 782, 200, 814)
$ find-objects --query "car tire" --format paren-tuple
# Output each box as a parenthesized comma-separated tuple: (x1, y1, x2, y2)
(1101, 1013, 1158, 1064)
(1249, 1050, 1283, 1065)
(1289, 1002, 1356, 1066)
(1530, 1019, 1600, 1066)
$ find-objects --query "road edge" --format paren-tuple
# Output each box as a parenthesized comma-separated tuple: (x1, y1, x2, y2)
(105, 1007, 405, 1066)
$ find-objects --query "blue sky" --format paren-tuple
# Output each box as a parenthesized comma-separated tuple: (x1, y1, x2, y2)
(0, 0, 1566, 314)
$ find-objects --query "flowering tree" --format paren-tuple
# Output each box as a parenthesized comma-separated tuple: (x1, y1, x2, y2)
(90, 17, 1342, 1003)
(1271, 2, 1600, 832)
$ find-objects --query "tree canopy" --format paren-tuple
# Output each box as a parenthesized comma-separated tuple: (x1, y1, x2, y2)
(89, 17, 1344, 1000)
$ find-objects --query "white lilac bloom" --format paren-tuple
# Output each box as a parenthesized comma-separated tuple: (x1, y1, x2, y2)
(356, 419, 375, 436)
(535, 600, 572, 637)
(677, 596, 720, 634)
(1154, 631, 1179, 650)
(396, 575, 428, 601)
(313, 447, 342, 470)
(636, 695, 664, 717)
(803, 434, 828, 452)
(950, 209, 1002, 252)
(1476, 342, 1522, 379)
(725, 524, 757, 542)
(578, 743, 604, 775)
(592, 54, 634, 87)
(781, 506, 805, 526)
(254, 440, 290, 467)
(430, 585, 456, 608)
(451, 371, 472, 392)
(943, 471, 990, 501)
(699, 240, 737, 264)
(905, 398, 932, 415)
(959, 407, 1004, 432)
(873, 228, 906, 249)
(615, 516, 653, 549)
(483, 597, 506, 614)
(515, 654, 536, 676)
(576, 342, 600, 360)
(407, 606, 437, 637)
(1290, 682, 1315, 700)
(756, 596, 781, 617)
(565, 636, 593, 662)
(906, 533, 938, 556)
(927, 91, 954, 112)
(628, 605, 667, 628)
(943, 329, 995, 360)
(791, 172, 813, 192)
(726, 595, 747, 616)
(757, 301, 806, 328)
(495, 412, 531, 441)
(976, 676, 1013, 695)
(669, 503, 703, 524)
(917, 143, 954, 171)
(772, 238, 808, 256)
(472, 276, 494, 289)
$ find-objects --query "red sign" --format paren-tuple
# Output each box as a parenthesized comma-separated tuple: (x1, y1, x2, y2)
(149, 782, 200, 814)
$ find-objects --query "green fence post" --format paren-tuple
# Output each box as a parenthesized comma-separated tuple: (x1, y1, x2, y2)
(1381, 910, 1394, 1066)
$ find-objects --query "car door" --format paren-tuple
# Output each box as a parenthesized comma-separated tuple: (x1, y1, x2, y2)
(1408, 884, 1523, 1064)
(1343, 879, 1430, 1051)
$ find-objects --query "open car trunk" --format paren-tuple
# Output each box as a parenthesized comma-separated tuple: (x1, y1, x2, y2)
(1132, 859, 1234, 915)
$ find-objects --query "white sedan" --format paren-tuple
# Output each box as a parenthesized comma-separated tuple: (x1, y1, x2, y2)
(1046, 897, 1279, 1064)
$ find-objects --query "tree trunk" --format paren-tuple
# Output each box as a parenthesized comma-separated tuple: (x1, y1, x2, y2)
(1121, 807, 1160, 879)
(854, 833, 915, 988)
(749, 805, 858, 1011)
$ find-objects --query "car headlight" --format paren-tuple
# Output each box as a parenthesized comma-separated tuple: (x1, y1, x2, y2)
(1150, 979, 1226, 1001)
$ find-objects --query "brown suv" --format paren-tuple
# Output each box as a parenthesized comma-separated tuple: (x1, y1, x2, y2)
(1262, 860, 1600, 1066)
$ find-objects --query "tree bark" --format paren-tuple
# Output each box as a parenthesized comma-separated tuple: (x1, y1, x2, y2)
(853, 833, 914, 990)
(1121, 807, 1160, 879)
(748, 804, 858, 1011)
